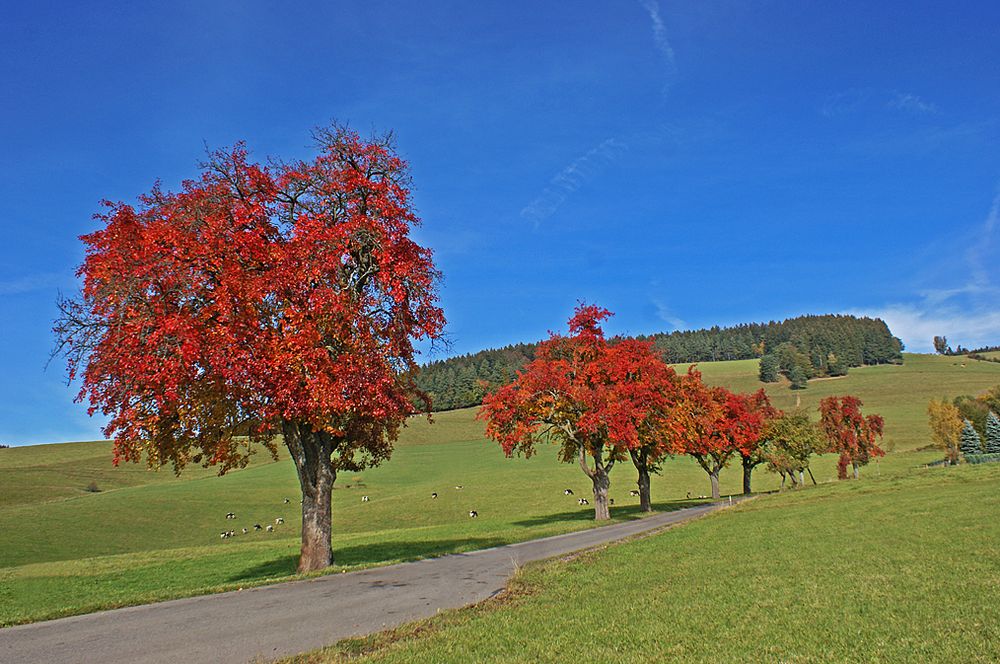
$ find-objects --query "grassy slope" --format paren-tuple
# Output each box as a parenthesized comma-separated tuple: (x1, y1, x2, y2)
(2, 353, 998, 626)
(289, 463, 1000, 664)
(691, 352, 1000, 453)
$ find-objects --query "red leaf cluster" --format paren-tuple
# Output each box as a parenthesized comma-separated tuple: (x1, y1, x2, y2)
(479, 305, 686, 460)
(57, 127, 445, 473)
(819, 395, 885, 476)
(478, 305, 776, 470)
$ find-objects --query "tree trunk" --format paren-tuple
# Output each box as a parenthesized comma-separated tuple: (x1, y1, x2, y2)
(779, 472, 786, 490)
(807, 467, 817, 485)
(741, 455, 753, 495)
(591, 465, 611, 520)
(798, 469, 805, 487)
(709, 470, 721, 500)
(580, 446, 612, 521)
(283, 421, 336, 572)
(629, 449, 653, 512)
(853, 463, 860, 480)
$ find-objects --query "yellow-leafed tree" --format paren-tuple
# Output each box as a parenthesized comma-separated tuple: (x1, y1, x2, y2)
(927, 398, 963, 464)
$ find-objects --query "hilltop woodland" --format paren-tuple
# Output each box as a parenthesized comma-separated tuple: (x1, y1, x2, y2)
(419, 315, 903, 410)
(478, 305, 885, 518)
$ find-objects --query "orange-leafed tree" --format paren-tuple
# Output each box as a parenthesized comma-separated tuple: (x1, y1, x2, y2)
(819, 395, 885, 479)
(52, 124, 445, 572)
(480, 305, 675, 520)
(672, 370, 732, 500)
(601, 338, 686, 512)
(730, 389, 779, 495)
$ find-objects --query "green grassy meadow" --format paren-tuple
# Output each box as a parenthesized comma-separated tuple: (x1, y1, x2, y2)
(289, 462, 1000, 663)
(1, 352, 998, 627)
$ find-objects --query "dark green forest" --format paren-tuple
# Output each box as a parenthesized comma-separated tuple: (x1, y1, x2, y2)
(415, 314, 904, 410)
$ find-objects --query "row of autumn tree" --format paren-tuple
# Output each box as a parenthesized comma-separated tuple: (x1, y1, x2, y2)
(417, 315, 903, 409)
(479, 305, 886, 520)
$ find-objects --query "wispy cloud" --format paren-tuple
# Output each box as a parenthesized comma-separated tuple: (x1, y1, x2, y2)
(821, 88, 939, 117)
(0, 272, 67, 296)
(855, 303, 1000, 353)
(888, 92, 938, 115)
(637, 0, 677, 93)
(652, 297, 686, 330)
(521, 2, 679, 226)
(861, 186, 1000, 352)
(520, 138, 629, 226)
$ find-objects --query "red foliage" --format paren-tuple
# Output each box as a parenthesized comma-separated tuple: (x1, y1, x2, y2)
(479, 305, 683, 459)
(56, 126, 445, 474)
(728, 389, 779, 459)
(819, 395, 885, 478)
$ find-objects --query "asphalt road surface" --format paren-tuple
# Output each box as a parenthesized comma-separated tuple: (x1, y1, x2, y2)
(0, 500, 735, 664)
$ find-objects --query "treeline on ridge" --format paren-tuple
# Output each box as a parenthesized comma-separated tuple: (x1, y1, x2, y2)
(416, 314, 903, 410)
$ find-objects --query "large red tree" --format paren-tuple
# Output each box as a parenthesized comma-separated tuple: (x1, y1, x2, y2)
(479, 305, 661, 520)
(819, 395, 885, 479)
(53, 124, 445, 572)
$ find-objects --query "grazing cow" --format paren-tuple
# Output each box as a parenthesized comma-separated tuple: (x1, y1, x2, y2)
(578, 498, 589, 505)
(253, 524, 262, 531)
(220, 532, 229, 539)
(242, 527, 248, 534)
(361, 496, 370, 502)
(284, 498, 290, 504)
(686, 491, 691, 499)
(629, 490, 639, 497)
(266, 524, 274, 532)
(609, 499, 615, 506)
(454, 485, 464, 490)
(225, 512, 236, 519)
(468, 510, 478, 518)
(275, 517, 284, 525)
(431, 492, 438, 499)
(564, 489, 574, 495)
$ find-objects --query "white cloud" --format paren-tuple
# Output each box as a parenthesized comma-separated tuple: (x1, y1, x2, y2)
(638, 0, 678, 92)
(853, 304, 1000, 353)
(652, 297, 686, 331)
(0, 272, 67, 296)
(888, 92, 938, 115)
(520, 138, 628, 225)
(821, 88, 939, 117)
(860, 186, 1000, 353)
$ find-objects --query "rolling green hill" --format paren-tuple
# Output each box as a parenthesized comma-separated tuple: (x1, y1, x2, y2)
(288, 462, 1000, 663)
(2, 353, 998, 626)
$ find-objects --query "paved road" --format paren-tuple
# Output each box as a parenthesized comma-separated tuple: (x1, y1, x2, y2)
(0, 500, 735, 664)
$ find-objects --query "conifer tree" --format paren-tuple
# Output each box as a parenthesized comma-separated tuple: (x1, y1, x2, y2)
(985, 411, 1000, 454)
(758, 354, 780, 382)
(960, 420, 983, 457)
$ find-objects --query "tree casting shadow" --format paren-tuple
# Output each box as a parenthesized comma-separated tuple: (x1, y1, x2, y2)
(511, 498, 711, 527)
(226, 536, 506, 583)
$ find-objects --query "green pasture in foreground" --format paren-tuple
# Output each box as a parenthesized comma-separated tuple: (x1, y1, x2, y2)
(1, 353, 998, 626)
(288, 462, 1000, 664)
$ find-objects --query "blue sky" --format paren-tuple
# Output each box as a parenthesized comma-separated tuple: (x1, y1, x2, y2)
(1, 0, 998, 444)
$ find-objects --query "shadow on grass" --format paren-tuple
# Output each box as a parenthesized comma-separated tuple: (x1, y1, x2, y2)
(511, 498, 711, 528)
(226, 536, 507, 583)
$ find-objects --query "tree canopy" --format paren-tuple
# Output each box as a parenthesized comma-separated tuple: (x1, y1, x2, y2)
(53, 124, 445, 571)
